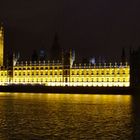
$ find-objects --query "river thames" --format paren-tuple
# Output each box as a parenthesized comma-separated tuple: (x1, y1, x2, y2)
(0, 92, 139, 140)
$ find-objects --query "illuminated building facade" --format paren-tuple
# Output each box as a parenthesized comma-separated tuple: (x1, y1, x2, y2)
(0, 25, 130, 87)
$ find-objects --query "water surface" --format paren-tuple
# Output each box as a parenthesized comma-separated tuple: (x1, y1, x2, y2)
(0, 93, 139, 139)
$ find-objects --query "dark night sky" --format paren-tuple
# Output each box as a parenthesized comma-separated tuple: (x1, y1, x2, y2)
(0, 0, 140, 62)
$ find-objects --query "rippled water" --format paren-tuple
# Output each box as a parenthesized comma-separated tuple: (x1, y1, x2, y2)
(0, 93, 139, 140)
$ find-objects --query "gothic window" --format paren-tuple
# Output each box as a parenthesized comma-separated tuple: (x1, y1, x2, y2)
(107, 78, 109, 82)
(41, 79, 43, 82)
(112, 70, 114, 74)
(72, 78, 74, 82)
(101, 71, 104, 75)
(65, 78, 68, 82)
(102, 78, 104, 82)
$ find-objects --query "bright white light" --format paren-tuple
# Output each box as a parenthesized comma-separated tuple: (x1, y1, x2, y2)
(90, 58, 95, 64)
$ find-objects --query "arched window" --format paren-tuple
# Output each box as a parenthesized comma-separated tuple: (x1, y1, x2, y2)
(107, 78, 109, 82)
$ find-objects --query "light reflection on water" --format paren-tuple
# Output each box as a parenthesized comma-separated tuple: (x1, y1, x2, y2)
(0, 93, 139, 139)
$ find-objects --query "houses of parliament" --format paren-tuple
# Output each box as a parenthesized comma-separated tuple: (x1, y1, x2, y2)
(1, 24, 139, 87)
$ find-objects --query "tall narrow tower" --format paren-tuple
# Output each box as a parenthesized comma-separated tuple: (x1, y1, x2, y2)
(51, 33, 61, 61)
(0, 24, 4, 66)
(121, 47, 126, 65)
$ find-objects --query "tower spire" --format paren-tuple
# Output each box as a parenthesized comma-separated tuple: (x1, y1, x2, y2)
(121, 47, 126, 65)
(0, 23, 4, 66)
(51, 33, 61, 61)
